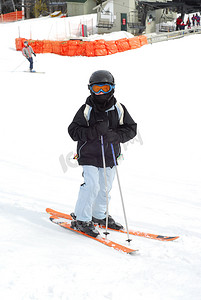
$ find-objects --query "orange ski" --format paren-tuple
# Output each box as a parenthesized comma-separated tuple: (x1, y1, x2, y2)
(46, 208, 179, 242)
(48, 215, 137, 254)
(99, 227, 179, 241)
(46, 208, 71, 220)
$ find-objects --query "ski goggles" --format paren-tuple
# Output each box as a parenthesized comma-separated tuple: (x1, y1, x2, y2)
(89, 83, 115, 94)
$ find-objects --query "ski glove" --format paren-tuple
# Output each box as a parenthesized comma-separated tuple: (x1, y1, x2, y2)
(87, 120, 109, 140)
(95, 120, 109, 136)
(34, 53, 36, 57)
(104, 130, 120, 144)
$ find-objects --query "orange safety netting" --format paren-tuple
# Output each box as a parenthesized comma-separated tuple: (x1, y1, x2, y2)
(52, 41, 62, 55)
(68, 40, 80, 56)
(105, 40, 118, 55)
(61, 41, 69, 56)
(85, 41, 95, 57)
(76, 41, 86, 56)
(15, 35, 148, 57)
(1, 11, 23, 23)
(115, 38, 131, 52)
(43, 40, 53, 53)
(94, 40, 108, 56)
(128, 37, 141, 49)
(15, 38, 24, 51)
(139, 35, 148, 46)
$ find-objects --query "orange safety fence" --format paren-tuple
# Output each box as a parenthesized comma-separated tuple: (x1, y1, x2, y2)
(52, 41, 62, 55)
(115, 38, 131, 52)
(0, 11, 23, 23)
(105, 40, 118, 55)
(76, 41, 86, 56)
(94, 40, 108, 56)
(139, 35, 148, 46)
(15, 35, 148, 57)
(128, 37, 141, 49)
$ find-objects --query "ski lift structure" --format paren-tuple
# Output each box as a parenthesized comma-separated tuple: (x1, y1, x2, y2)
(93, 0, 114, 29)
(127, 10, 146, 33)
(159, 9, 175, 32)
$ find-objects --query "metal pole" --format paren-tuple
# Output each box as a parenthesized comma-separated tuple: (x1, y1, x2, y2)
(110, 143, 132, 244)
(100, 135, 109, 238)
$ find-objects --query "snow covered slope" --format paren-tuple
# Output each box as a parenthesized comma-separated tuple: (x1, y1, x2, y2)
(0, 17, 201, 300)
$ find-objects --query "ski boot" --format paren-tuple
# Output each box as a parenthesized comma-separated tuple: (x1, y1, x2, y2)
(92, 215, 124, 230)
(70, 214, 99, 238)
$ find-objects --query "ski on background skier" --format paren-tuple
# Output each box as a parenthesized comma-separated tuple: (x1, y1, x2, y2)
(48, 215, 137, 254)
(23, 70, 45, 74)
(46, 208, 179, 242)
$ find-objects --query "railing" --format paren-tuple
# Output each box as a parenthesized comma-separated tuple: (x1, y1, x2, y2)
(146, 26, 201, 44)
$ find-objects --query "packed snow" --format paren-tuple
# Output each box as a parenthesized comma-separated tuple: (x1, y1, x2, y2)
(0, 16, 201, 300)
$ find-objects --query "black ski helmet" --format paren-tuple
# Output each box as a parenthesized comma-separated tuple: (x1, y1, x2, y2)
(89, 70, 115, 86)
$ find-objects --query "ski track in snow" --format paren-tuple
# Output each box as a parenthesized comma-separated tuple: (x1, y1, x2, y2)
(0, 17, 201, 300)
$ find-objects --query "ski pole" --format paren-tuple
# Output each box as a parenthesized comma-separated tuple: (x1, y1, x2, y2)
(100, 135, 110, 238)
(12, 60, 25, 72)
(110, 143, 132, 244)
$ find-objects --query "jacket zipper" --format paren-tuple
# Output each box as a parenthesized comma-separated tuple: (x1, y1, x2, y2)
(78, 141, 87, 159)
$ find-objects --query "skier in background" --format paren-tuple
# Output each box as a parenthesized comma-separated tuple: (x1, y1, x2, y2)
(191, 14, 196, 26)
(176, 15, 183, 30)
(22, 41, 36, 72)
(195, 14, 200, 26)
(180, 21, 186, 30)
(68, 70, 137, 237)
(186, 17, 191, 29)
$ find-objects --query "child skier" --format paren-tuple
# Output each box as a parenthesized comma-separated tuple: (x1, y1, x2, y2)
(22, 41, 36, 72)
(68, 70, 137, 237)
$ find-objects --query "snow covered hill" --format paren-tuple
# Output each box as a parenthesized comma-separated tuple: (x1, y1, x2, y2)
(0, 17, 201, 300)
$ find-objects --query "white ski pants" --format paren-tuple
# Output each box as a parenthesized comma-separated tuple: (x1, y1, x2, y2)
(74, 165, 116, 222)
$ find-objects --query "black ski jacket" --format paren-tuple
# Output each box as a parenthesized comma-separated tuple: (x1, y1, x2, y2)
(68, 96, 137, 168)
